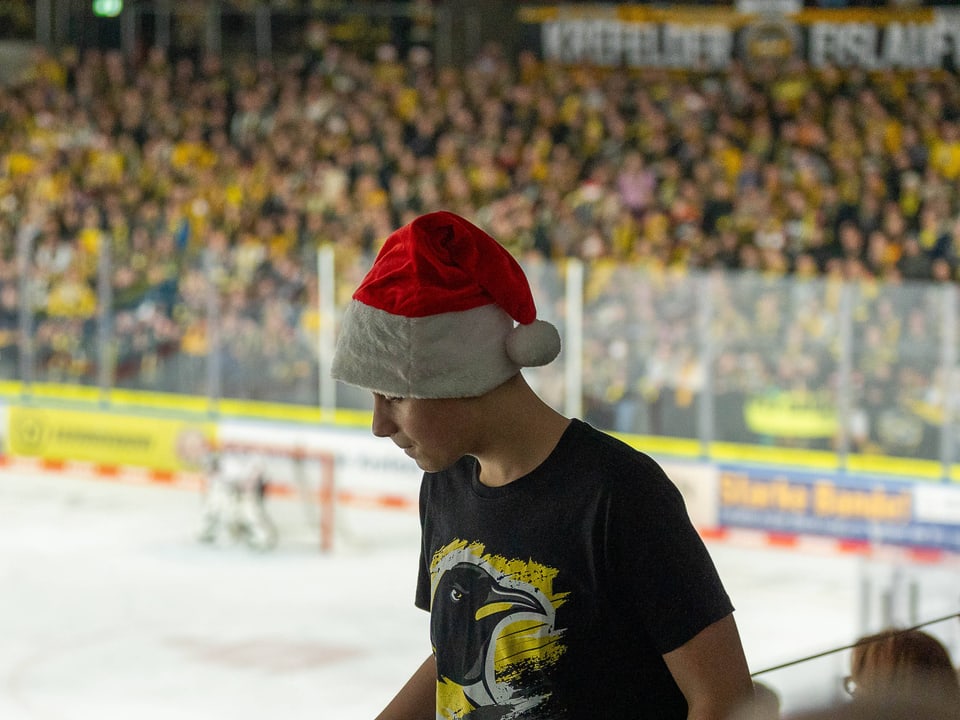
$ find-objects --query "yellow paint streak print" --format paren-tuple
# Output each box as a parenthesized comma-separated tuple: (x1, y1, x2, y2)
(436, 676, 473, 720)
(430, 539, 569, 608)
(494, 619, 566, 675)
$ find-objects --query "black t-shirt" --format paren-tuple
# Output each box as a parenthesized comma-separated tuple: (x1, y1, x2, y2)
(415, 419, 733, 719)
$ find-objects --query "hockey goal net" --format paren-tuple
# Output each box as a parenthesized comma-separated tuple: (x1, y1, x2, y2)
(214, 440, 420, 552)
(216, 441, 336, 551)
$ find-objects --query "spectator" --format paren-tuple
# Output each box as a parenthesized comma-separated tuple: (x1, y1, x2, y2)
(843, 627, 960, 711)
(790, 695, 957, 720)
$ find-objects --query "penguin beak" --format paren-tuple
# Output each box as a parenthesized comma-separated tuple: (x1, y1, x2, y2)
(475, 586, 545, 621)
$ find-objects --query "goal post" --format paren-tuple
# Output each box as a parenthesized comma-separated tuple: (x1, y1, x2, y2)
(209, 437, 421, 553)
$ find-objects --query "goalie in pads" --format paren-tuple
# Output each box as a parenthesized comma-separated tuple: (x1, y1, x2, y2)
(197, 443, 277, 551)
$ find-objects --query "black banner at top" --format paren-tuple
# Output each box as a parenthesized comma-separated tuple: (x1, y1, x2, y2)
(517, 5, 960, 71)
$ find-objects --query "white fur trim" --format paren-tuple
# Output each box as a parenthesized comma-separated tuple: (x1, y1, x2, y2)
(332, 301, 524, 398)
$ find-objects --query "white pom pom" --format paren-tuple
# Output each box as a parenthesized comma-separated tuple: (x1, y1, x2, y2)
(505, 319, 561, 367)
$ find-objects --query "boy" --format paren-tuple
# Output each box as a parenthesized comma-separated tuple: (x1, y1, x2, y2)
(332, 211, 752, 719)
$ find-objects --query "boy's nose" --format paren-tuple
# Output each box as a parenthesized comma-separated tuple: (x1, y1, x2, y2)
(371, 395, 397, 438)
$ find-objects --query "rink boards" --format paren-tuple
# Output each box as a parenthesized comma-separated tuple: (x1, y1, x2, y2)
(2, 402, 959, 560)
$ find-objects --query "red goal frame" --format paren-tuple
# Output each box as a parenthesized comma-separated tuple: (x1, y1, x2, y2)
(216, 441, 336, 551)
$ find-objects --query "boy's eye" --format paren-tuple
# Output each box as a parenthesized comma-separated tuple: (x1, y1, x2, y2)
(379, 394, 404, 403)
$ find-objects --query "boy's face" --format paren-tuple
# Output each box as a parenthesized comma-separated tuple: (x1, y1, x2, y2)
(371, 393, 480, 472)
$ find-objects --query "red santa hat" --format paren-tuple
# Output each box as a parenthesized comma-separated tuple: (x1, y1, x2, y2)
(331, 211, 560, 399)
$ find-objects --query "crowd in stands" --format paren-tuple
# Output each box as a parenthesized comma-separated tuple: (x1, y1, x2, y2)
(2, 33, 958, 718)
(1, 36, 960, 455)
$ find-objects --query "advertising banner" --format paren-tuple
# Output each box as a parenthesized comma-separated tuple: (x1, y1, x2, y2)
(517, 5, 960, 71)
(718, 465, 960, 553)
(7, 406, 214, 472)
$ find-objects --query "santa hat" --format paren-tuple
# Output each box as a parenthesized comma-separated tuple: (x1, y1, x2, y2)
(331, 211, 560, 399)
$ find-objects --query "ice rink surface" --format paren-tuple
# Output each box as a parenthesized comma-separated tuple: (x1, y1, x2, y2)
(2, 467, 958, 720)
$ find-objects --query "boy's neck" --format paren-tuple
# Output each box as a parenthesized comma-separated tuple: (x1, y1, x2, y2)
(473, 377, 570, 488)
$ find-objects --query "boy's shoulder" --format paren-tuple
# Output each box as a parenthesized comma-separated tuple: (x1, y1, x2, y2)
(565, 418, 656, 464)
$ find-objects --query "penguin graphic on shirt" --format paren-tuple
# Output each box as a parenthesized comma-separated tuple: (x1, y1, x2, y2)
(430, 551, 566, 717)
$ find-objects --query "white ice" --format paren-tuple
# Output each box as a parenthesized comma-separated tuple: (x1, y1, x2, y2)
(1, 467, 958, 720)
